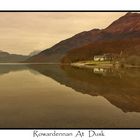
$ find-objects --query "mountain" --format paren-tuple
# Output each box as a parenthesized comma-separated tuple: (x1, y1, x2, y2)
(26, 12, 140, 63)
(105, 12, 140, 33)
(0, 50, 29, 63)
(62, 12, 140, 63)
(26, 29, 101, 63)
(29, 50, 41, 57)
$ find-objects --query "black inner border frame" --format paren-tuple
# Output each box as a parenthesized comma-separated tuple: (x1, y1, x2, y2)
(0, 10, 139, 130)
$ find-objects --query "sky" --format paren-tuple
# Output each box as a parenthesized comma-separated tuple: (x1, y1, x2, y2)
(0, 12, 127, 55)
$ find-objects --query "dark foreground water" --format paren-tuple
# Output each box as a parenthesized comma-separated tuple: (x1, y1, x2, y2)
(0, 64, 140, 128)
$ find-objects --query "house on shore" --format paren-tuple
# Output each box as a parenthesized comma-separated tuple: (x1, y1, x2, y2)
(94, 53, 115, 61)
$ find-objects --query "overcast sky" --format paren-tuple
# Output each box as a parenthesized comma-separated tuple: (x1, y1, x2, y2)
(0, 12, 127, 55)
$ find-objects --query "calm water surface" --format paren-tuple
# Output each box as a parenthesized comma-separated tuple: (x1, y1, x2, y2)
(0, 64, 140, 128)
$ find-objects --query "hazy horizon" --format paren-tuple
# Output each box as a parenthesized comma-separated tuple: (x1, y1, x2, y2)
(0, 12, 127, 55)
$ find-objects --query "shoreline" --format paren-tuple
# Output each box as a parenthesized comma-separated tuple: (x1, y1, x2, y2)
(0, 62, 140, 69)
(71, 61, 140, 69)
(0, 62, 61, 65)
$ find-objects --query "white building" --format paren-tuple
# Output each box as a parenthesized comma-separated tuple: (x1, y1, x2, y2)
(94, 54, 114, 61)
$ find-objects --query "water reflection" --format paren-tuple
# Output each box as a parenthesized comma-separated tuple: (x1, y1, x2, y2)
(0, 64, 140, 128)
(0, 64, 39, 76)
(29, 64, 140, 113)
(0, 64, 28, 75)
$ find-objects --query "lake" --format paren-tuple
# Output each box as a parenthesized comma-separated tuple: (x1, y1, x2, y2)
(0, 64, 140, 128)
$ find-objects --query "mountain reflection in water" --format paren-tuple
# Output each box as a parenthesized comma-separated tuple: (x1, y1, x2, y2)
(0, 64, 140, 128)
(29, 64, 140, 113)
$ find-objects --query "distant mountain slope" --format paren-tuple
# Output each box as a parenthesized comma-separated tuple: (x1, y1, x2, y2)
(26, 12, 140, 63)
(29, 50, 41, 57)
(0, 50, 29, 63)
(26, 29, 102, 63)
